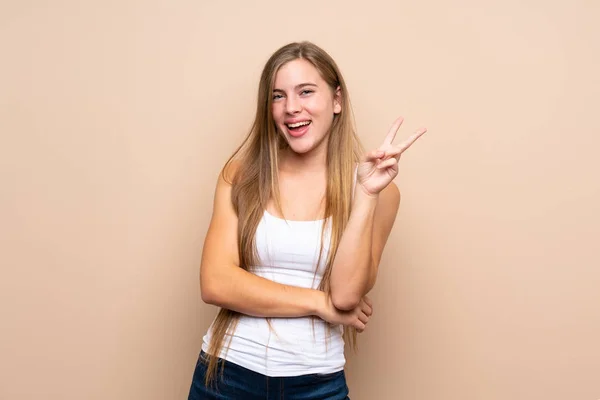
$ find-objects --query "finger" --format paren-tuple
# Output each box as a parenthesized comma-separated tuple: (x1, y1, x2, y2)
(354, 320, 366, 332)
(397, 127, 427, 153)
(382, 117, 404, 146)
(376, 157, 399, 170)
(362, 149, 385, 163)
(361, 301, 373, 316)
(380, 146, 403, 161)
(362, 296, 373, 307)
(358, 312, 369, 324)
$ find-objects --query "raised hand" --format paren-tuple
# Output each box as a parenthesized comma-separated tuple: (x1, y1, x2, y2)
(357, 117, 427, 197)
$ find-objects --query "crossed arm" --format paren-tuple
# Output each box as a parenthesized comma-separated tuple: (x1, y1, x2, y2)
(198, 169, 395, 329)
(200, 118, 423, 324)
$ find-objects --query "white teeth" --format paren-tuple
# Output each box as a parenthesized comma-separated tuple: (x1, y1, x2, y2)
(287, 121, 311, 128)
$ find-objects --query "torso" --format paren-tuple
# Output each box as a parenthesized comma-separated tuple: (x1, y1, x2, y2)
(201, 162, 354, 376)
(201, 207, 345, 377)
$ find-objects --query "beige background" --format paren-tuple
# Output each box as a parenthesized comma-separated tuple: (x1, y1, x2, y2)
(1, 1, 599, 399)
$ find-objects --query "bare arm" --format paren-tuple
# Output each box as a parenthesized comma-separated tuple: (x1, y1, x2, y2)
(329, 183, 400, 310)
(200, 171, 325, 318)
(330, 117, 426, 310)
(200, 167, 373, 330)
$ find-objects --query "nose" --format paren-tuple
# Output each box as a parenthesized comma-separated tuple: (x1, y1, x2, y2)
(285, 95, 301, 114)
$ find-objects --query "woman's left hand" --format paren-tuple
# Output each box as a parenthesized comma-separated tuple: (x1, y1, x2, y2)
(357, 117, 427, 197)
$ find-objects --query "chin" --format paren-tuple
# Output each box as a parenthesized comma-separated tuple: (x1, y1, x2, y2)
(279, 127, 327, 155)
(286, 142, 315, 155)
(287, 135, 330, 157)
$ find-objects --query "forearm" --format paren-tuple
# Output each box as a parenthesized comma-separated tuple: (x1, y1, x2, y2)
(201, 265, 326, 318)
(330, 189, 379, 309)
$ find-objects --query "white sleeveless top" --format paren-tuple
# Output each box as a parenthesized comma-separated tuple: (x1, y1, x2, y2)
(201, 210, 346, 377)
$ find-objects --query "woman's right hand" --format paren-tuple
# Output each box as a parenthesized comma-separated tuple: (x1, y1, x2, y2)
(317, 294, 373, 332)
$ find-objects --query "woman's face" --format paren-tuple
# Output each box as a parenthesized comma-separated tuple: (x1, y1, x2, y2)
(271, 58, 341, 156)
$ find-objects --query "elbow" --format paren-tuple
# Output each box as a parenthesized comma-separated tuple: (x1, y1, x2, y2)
(331, 292, 361, 311)
(200, 279, 219, 305)
(200, 286, 215, 305)
(331, 279, 367, 311)
(200, 263, 236, 306)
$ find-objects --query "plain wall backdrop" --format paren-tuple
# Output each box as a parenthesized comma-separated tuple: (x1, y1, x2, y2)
(1, 1, 599, 399)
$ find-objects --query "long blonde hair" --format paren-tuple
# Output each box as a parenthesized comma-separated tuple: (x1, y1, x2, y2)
(204, 41, 365, 384)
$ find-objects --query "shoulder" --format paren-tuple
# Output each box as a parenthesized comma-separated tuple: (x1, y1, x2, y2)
(220, 158, 243, 186)
(211, 159, 244, 211)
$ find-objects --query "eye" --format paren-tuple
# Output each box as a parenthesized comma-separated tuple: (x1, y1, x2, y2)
(300, 89, 314, 96)
(273, 93, 284, 100)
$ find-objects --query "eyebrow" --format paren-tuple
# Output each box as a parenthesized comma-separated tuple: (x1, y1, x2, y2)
(273, 83, 318, 92)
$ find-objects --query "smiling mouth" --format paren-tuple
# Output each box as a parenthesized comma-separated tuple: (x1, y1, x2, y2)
(285, 121, 312, 130)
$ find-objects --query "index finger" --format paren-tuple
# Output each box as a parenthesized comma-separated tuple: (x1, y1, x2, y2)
(382, 117, 404, 146)
(397, 127, 427, 153)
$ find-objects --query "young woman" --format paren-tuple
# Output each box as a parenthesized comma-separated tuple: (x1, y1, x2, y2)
(188, 41, 426, 399)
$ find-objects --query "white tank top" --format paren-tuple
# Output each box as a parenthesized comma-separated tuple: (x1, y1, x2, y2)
(201, 210, 346, 377)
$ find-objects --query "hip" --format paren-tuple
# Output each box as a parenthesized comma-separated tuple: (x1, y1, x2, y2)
(188, 351, 350, 400)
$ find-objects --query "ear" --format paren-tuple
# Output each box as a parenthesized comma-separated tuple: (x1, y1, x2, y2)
(333, 86, 342, 114)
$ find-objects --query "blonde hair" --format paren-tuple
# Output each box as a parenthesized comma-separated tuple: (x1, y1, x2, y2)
(204, 41, 365, 385)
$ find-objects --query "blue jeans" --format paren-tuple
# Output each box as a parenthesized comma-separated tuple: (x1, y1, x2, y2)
(188, 351, 350, 400)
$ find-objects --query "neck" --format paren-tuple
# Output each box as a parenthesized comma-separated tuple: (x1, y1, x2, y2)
(280, 144, 328, 175)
